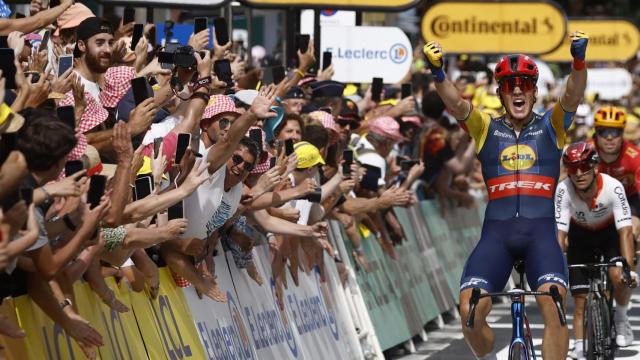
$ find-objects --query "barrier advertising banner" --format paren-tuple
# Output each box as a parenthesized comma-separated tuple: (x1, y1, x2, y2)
(421, 1, 567, 54)
(320, 25, 413, 84)
(541, 19, 640, 62)
(240, 0, 418, 10)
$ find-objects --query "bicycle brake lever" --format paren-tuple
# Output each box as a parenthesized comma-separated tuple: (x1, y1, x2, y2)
(549, 285, 567, 327)
(466, 288, 481, 329)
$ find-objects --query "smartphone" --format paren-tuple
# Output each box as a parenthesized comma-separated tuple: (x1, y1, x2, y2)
(272, 66, 286, 85)
(65, 160, 84, 177)
(0, 49, 16, 89)
(371, 77, 383, 102)
(360, 164, 381, 192)
(38, 30, 50, 52)
(131, 23, 144, 50)
(322, 51, 332, 70)
(148, 25, 157, 48)
(56, 105, 76, 129)
(153, 137, 163, 159)
(87, 175, 107, 209)
(50, 0, 60, 7)
(175, 133, 191, 164)
(285, 139, 294, 156)
(401, 83, 412, 99)
(214, 59, 232, 86)
(20, 188, 33, 206)
(57, 54, 73, 77)
(248, 128, 263, 151)
(194, 17, 208, 35)
(302, 187, 322, 203)
(400, 159, 419, 171)
(131, 77, 151, 106)
(134, 175, 153, 200)
(168, 200, 184, 220)
(342, 149, 353, 177)
(123, 7, 135, 25)
(296, 34, 310, 53)
(0, 132, 17, 165)
(212, 17, 229, 46)
(269, 157, 277, 168)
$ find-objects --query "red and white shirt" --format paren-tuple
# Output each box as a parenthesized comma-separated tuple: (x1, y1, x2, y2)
(555, 173, 633, 232)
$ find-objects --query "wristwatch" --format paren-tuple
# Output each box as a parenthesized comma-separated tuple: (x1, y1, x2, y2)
(59, 298, 73, 309)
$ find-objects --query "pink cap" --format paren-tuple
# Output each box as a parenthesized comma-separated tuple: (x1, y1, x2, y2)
(54, 3, 95, 35)
(24, 33, 42, 41)
(401, 115, 423, 127)
(368, 116, 404, 143)
(309, 110, 339, 144)
(202, 95, 240, 120)
(99, 66, 136, 108)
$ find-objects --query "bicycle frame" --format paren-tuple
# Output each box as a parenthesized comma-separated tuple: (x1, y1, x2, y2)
(509, 297, 531, 359)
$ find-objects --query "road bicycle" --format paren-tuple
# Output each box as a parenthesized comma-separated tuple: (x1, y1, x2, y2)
(467, 260, 567, 360)
(568, 258, 630, 360)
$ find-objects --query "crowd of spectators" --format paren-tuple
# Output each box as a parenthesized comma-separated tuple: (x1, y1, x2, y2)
(0, 1, 639, 358)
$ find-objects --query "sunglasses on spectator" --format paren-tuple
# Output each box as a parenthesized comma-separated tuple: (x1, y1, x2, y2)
(337, 119, 359, 130)
(217, 118, 232, 129)
(232, 154, 254, 172)
(596, 128, 622, 138)
(566, 163, 595, 176)
(498, 76, 536, 93)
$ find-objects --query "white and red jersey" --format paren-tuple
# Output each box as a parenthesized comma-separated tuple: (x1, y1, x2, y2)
(555, 173, 633, 232)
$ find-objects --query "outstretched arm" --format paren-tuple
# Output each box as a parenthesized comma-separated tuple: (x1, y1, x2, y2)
(560, 31, 589, 112)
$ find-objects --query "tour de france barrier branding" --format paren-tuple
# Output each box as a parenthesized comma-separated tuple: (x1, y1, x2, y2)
(1, 198, 486, 358)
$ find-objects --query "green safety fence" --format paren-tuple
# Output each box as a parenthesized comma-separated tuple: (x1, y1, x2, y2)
(337, 197, 485, 350)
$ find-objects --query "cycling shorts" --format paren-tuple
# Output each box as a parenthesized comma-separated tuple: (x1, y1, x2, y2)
(460, 217, 568, 293)
(567, 223, 622, 295)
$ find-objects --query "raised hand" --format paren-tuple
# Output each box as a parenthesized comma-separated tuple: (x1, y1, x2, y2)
(297, 38, 316, 71)
(250, 84, 278, 119)
(181, 158, 209, 193)
(194, 50, 212, 79)
(129, 98, 157, 135)
(111, 121, 133, 163)
(422, 41, 446, 82)
(253, 166, 281, 194)
(51, 67, 74, 93)
(188, 29, 210, 51)
(570, 30, 589, 62)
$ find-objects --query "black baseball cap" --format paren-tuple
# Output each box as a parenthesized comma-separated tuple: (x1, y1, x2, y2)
(76, 17, 112, 42)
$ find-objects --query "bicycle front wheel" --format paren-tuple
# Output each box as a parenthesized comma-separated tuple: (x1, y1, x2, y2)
(509, 341, 528, 360)
(596, 296, 615, 359)
(585, 294, 607, 360)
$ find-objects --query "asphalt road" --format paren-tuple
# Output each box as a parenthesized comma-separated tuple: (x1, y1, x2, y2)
(388, 292, 640, 359)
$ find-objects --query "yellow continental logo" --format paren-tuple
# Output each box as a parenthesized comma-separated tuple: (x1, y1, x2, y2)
(421, 1, 567, 54)
(541, 19, 640, 62)
(500, 145, 536, 171)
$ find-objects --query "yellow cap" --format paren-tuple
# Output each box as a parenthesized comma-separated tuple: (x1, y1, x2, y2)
(378, 98, 397, 107)
(294, 141, 325, 169)
(343, 83, 358, 97)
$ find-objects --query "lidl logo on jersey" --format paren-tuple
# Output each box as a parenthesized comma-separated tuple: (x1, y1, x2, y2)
(499, 141, 539, 174)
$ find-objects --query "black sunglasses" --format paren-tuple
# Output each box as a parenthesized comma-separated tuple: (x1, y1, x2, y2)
(232, 154, 255, 172)
(217, 118, 232, 129)
(596, 128, 622, 138)
(337, 119, 359, 130)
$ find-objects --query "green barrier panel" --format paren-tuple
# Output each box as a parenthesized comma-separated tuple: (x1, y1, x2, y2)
(341, 226, 413, 350)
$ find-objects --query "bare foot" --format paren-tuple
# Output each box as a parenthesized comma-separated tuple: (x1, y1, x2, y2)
(0, 314, 25, 338)
(62, 312, 104, 348)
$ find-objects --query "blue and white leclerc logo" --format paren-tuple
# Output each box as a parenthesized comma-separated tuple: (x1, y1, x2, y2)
(389, 43, 409, 64)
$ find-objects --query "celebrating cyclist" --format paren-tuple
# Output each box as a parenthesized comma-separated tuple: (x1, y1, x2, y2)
(556, 142, 638, 358)
(424, 31, 589, 359)
(593, 106, 640, 249)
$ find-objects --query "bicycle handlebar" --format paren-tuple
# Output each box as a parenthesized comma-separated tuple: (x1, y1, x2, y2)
(466, 285, 567, 328)
(568, 259, 633, 287)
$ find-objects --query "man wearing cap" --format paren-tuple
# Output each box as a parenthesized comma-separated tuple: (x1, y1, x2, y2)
(310, 80, 345, 118)
(282, 86, 307, 115)
(336, 98, 361, 142)
(161, 86, 279, 302)
(0, 0, 72, 35)
(74, 17, 113, 102)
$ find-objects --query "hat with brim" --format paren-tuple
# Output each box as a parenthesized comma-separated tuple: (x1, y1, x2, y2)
(234, 89, 259, 106)
(368, 116, 404, 143)
(54, 4, 96, 36)
(0, 112, 24, 134)
(294, 141, 325, 169)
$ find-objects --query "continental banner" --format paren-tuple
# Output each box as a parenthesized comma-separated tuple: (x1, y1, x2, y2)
(421, 1, 567, 54)
(541, 19, 640, 62)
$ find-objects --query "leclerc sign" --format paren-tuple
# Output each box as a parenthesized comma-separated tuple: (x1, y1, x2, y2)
(321, 26, 412, 84)
(541, 19, 640, 62)
(421, 1, 567, 54)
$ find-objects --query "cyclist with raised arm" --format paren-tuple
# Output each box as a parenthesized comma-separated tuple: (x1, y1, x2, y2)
(556, 142, 638, 358)
(424, 31, 589, 359)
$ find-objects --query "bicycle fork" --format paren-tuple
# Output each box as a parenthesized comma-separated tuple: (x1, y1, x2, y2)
(510, 296, 532, 359)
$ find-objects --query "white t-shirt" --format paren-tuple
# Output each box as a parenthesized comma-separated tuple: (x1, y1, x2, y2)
(555, 173, 633, 232)
(76, 72, 101, 105)
(354, 135, 387, 187)
(182, 141, 243, 240)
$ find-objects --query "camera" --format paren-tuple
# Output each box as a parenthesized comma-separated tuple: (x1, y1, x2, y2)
(163, 45, 206, 69)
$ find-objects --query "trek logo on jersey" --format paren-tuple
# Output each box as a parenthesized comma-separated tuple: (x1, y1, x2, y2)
(498, 141, 539, 174)
(486, 174, 555, 200)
